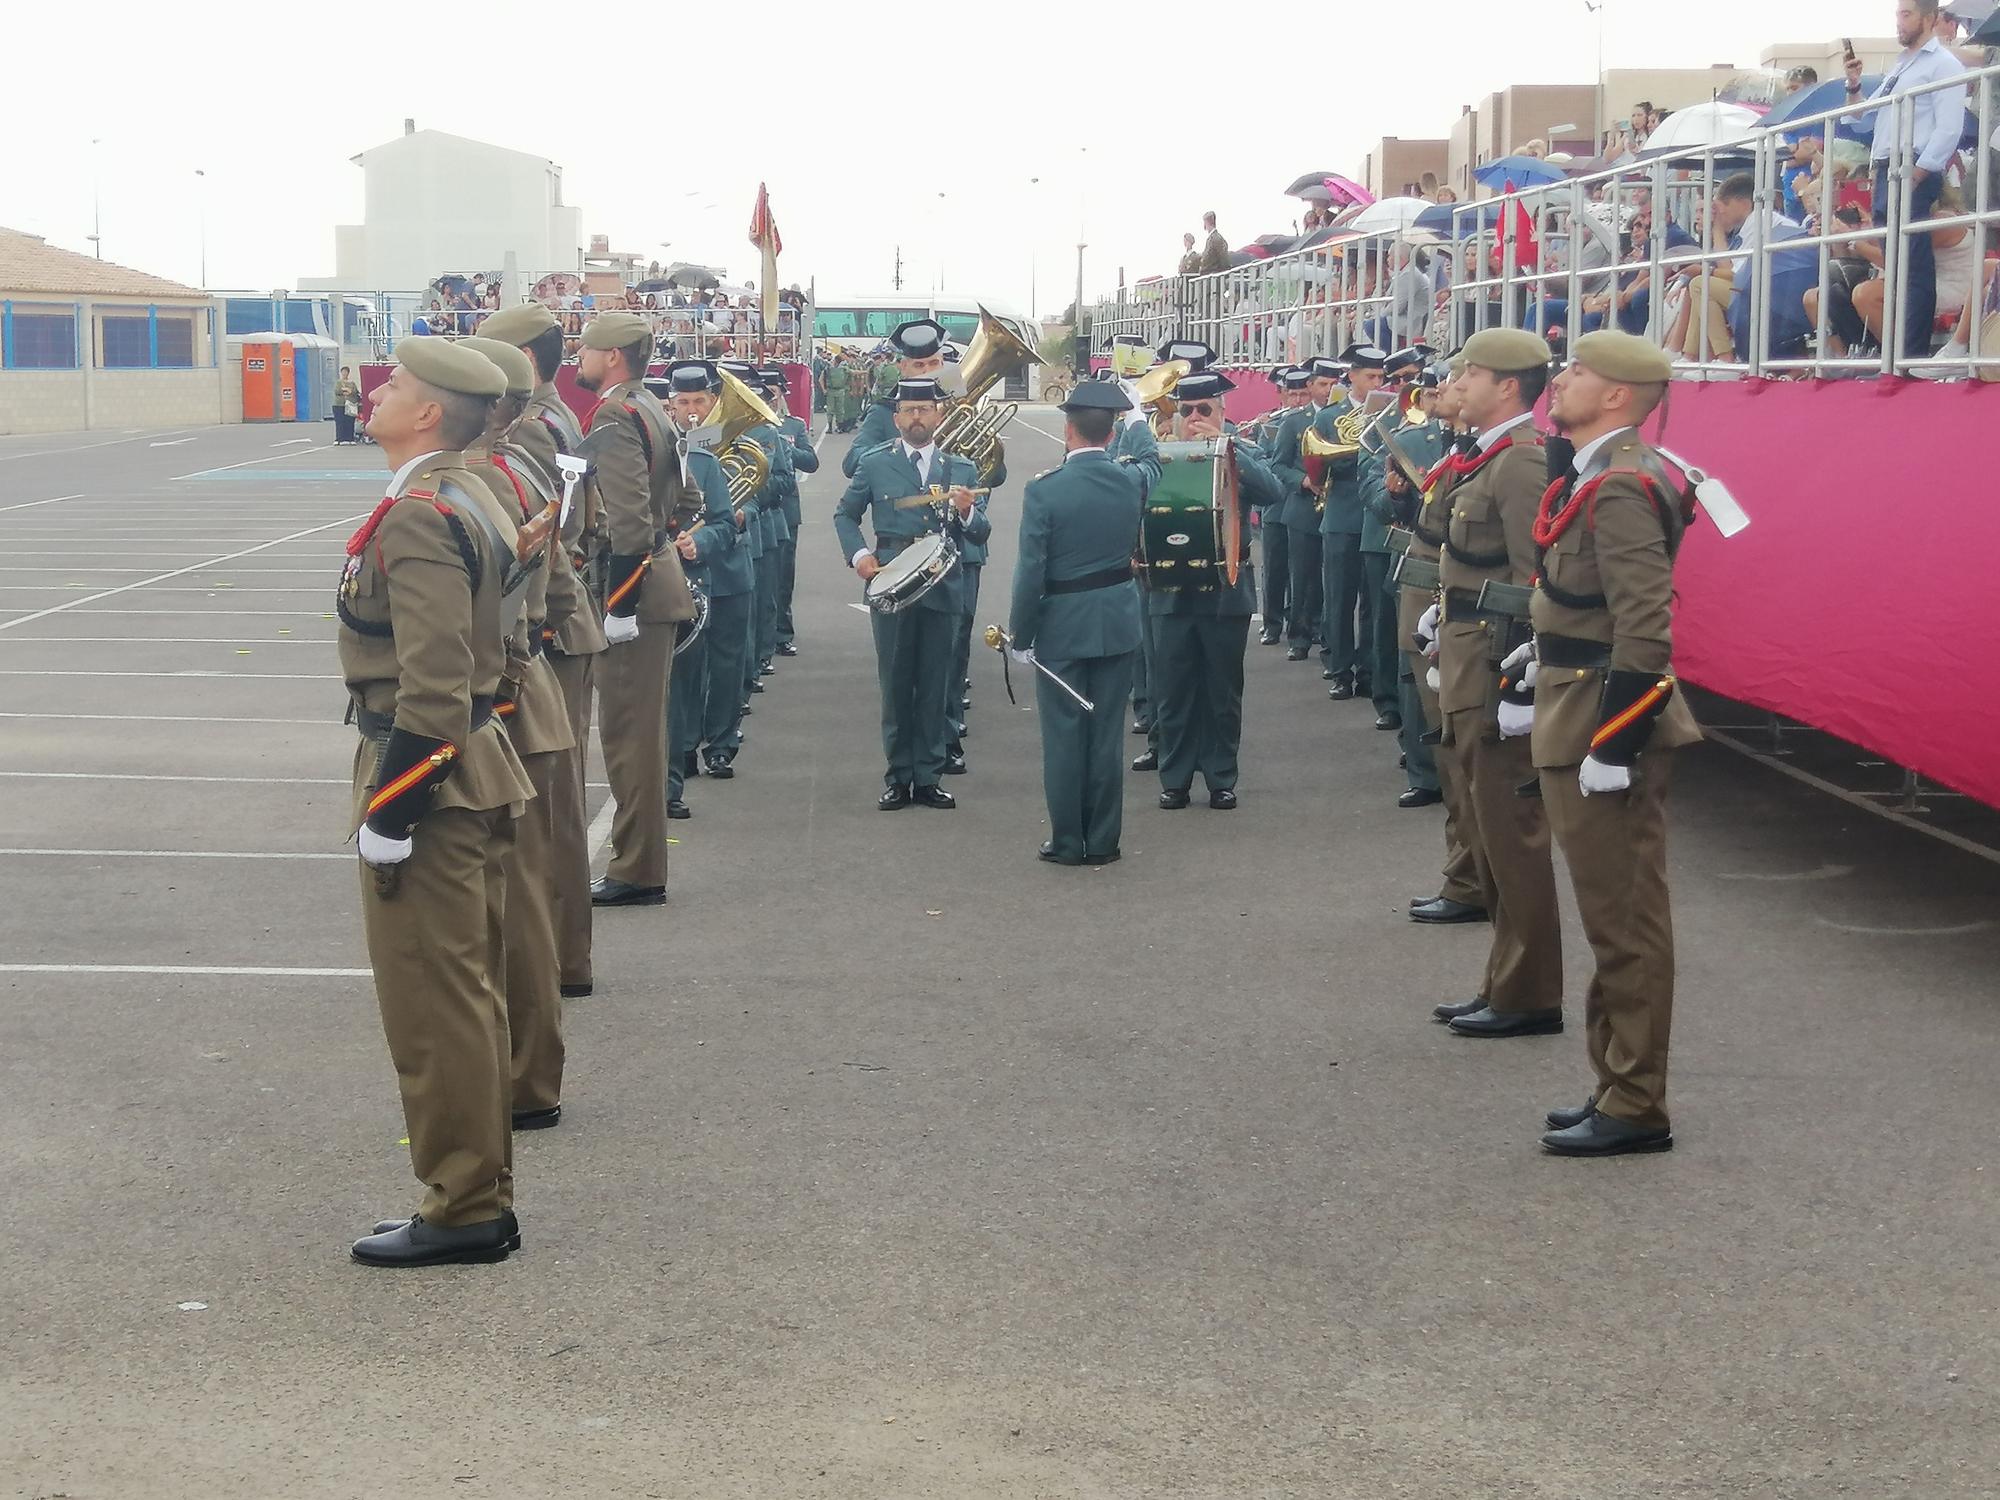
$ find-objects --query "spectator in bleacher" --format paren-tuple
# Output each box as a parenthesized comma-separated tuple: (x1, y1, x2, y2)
(1784, 66, 1819, 95)
(1854, 180, 1976, 349)
(1617, 102, 1654, 156)
(1803, 203, 1881, 357)
(1199, 212, 1229, 273)
(1662, 172, 1789, 362)
(1178, 233, 1201, 274)
(1844, 0, 1970, 359)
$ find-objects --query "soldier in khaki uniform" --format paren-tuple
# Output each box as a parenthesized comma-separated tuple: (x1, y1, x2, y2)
(575, 312, 698, 907)
(1399, 365, 1488, 925)
(1524, 331, 1703, 1156)
(341, 338, 534, 1268)
(479, 301, 603, 998)
(1422, 328, 1565, 1039)
(458, 337, 573, 1131)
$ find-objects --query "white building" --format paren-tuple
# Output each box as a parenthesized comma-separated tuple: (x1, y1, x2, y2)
(301, 122, 582, 292)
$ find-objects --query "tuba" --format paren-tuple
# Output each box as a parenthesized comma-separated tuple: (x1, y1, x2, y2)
(933, 306, 1043, 486)
(693, 367, 780, 508)
(1301, 406, 1367, 503)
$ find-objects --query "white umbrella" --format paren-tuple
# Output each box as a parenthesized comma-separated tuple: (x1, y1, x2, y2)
(1344, 195, 1432, 237)
(1641, 101, 1762, 157)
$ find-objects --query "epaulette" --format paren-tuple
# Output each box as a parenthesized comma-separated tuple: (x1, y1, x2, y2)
(859, 439, 899, 460)
(1034, 465, 1058, 481)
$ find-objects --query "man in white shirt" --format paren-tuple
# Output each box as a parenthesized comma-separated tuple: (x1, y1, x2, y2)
(1846, 0, 1970, 358)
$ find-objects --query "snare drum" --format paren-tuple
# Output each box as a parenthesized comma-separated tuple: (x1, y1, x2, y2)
(673, 579, 709, 658)
(863, 533, 959, 614)
(1142, 438, 1243, 591)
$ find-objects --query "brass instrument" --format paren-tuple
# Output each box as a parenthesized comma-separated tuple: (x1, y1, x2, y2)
(692, 367, 780, 508)
(933, 306, 1043, 486)
(1131, 358, 1190, 436)
(1301, 407, 1366, 503)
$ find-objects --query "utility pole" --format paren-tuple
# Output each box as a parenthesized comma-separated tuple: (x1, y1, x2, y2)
(195, 169, 207, 287)
(90, 138, 103, 259)
(893, 244, 902, 291)
(1074, 242, 1086, 373)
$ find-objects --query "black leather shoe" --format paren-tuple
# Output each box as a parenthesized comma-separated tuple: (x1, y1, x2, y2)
(703, 756, 735, 780)
(513, 1105, 561, 1130)
(758, 661, 776, 676)
(776, 642, 799, 657)
(749, 681, 765, 694)
(1541, 1111, 1673, 1156)
(1208, 788, 1237, 810)
(1448, 1006, 1564, 1038)
(1083, 849, 1122, 866)
(591, 877, 665, 907)
(1259, 629, 1281, 645)
(1327, 679, 1355, 700)
(1285, 645, 1308, 661)
(739, 701, 753, 715)
(1132, 749, 1158, 772)
(1397, 787, 1443, 809)
(1321, 666, 1336, 681)
(1431, 996, 1488, 1023)
(913, 784, 956, 809)
(352, 1214, 515, 1267)
(668, 799, 691, 819)
(878, 784, 912, 811)
(1409, 897, 1488, 924)
(949, 719, 968, 740)
(1546, 1095, 1598, 1131)
(1131, 719, 1152, 736)
(1159, 787, 1191, 810)
(1375, 711, 1402, 731)
(1038, 841, 1082, 866)
(372, 1209, 520, 1249)
(942, 751, 968, 776)
(560, 980, 593, 998)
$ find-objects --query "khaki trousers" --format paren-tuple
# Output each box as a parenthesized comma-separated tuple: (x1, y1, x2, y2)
(1446, 710, 1563, 1013)
(358, 801, 516, 1226)
(547, 650, 595, 986)
(1542, 751, 1678, 1129)
(595, 624, 673, 889)
(506, 749, 565, 1112)
(1413, 654, 1482, 908)
(1679, 270, 1737, 360)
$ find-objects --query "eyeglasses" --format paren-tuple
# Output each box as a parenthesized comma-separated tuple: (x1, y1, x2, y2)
(1184, 403, 1216, 418)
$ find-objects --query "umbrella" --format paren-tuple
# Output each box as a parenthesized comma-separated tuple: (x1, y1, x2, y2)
(1344, 195, 1433, 236)
(1474, 154, 1569, 190)
(1320, 173, 1375, 208)
(1976, 6, 2000, 41)
(1414, 201, 1504, 237)
(1763, 75, 1883, 134)
(1638, 101, 1761, 157)
(1283, 171, 1337, 196)
(1948, 0, 1996, 27)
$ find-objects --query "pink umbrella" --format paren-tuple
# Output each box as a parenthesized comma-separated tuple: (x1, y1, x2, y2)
(1284, 172, 1376, 208)
(1321, 173, 1375, 208)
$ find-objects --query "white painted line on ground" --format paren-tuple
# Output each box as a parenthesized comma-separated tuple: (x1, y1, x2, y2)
(271, 438, 314, 447)
(0, 771, 346, 785)
(0, 515, 364, 632)
(0, 567, 333, 575)
(0, 552, 347, 558)
(173, 445, 333, 479)
(0, 847, 347, 860)
(0, 429, 204, 463)
(2, 637, 332, 645)
(150, 437, 197, 448)
(0, 493, 84, 514)
(0, 670, 337, 679)
(3, 586, 324, 595)
(0, 964, 370, 978)
(30, 610, 333, 617)
(0, 712, 335, 725)
(1705, 728, 2000, 870)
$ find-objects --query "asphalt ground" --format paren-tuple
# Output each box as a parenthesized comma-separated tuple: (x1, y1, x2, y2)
(1, 414, 1996, 1499)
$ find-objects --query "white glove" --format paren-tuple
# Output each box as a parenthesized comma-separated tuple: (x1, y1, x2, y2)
(1416, 602, 1440, 649)
(1425, 665, 1441, 694)
(1499, 641, 1539, 692)
(1578, 754, 1632, 796)
(603, 613, 641, 644)
(1496, 699, 1536, 739)
(358, 824, 413, 867)
(1008, 646, 1035, 666)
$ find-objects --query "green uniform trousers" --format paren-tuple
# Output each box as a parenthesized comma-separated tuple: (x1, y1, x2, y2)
(1152, 614, 1251, 794)
(754, 548, 781, 668)
(1542, 751, 1678, 1129)
(1036, 650, 1136, 862)
(776, 537, 799, 648)
(1364, 551, 1399, 715)
(701, 591, 753, 757)
(1319, 530, 1364, 679)
(667, 618, 707, 800)
(871, 605, 956, 788)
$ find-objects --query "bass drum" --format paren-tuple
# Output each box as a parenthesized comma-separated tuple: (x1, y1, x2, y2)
(1142, 437, 1243, 591)
(673, 579, 709, 657)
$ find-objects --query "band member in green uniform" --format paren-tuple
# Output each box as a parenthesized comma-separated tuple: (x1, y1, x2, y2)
(762, 365, 817, 657)
(842, 318, 950, 477)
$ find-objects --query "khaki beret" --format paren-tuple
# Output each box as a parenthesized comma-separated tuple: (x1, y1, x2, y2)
(477, 301, 560, 346)
(580, 311, 654, 350)
(458, 336, 534, 398)
(395, 336, 506, 399)
(1572, 330, 1673, 386)
(1460, 328, 1553, 374)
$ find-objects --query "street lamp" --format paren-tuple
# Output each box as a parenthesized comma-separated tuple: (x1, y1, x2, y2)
(1584, 0, 1607, 150)
(195, 169, 207, 287)
(1027, 176, 1042, 320)
(89, 137, 103, 259)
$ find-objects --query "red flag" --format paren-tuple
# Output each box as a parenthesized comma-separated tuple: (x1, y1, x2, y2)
(749, 183, 782, 328)
(1502, 181, 1539, 271)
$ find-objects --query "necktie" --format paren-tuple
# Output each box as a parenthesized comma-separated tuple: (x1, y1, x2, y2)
(911, 447, 928, 488)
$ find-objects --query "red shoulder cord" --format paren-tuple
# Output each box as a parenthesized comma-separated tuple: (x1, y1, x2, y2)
(1533, 470, 1665, 549)
(348, 487, 451, 573)
(489, 451, 533, 522)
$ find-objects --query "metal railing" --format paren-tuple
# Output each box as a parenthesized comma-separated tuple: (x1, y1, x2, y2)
(1092, 56, 2000, 380)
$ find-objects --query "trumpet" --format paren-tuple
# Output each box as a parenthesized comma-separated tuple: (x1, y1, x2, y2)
(1301, 407, 1365, 501)
(934, 307, 1042, 486)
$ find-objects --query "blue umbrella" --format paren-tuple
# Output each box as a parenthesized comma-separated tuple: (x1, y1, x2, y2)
(1414, 201, 1504, 237)
(1473, 155, 1570, 190)
(1763, 75, 1882, 141)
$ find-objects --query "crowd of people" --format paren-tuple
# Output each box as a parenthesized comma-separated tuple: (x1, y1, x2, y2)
(413, 272, 808, 364)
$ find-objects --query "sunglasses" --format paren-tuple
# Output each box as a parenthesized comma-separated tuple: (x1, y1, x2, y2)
(1183, 403, 1216, 418)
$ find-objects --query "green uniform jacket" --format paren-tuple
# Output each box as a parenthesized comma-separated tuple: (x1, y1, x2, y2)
(1110, 416, 1163, 498)
(1359, 412, 1447, 552)
(685, 448, 751, 597)
(1314, 396, 1366, 537)
(778, 414, 817, 530)
(841, 400, 898, 476)
(1271, 404, 1317, 530)
(834, 443, 990, 617)
(742, 423, 794, 549)
(1007, 449, 1144, 658)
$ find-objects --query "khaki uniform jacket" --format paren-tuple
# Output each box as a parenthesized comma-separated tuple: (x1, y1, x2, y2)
(337, 453, 533, 824)
(513, 384, 606, 657)
(1436, 430, 1545, 720)
(580, 379, 698, 626)
(463, 442, 577, 759)
(1530, 432, 1704, 768)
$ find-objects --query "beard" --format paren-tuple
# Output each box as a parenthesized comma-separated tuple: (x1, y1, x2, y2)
(575, 369, 603, 393)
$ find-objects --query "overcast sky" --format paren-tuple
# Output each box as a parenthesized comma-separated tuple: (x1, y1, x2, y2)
(6, 0, 1896, 315)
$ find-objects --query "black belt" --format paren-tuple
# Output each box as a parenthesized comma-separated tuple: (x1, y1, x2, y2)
(1046, 566, 1134, 596)
(1444, 587, 1492, 617)
(1535, 634, 1612, 669)
(352, 696, 495, 740)
(525, 627, 546, 658)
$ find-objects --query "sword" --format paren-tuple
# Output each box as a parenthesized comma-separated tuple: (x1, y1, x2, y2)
(982, 625, 1094, 713)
